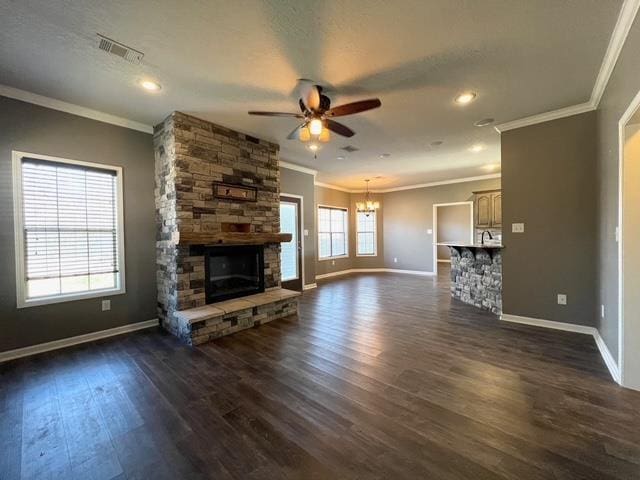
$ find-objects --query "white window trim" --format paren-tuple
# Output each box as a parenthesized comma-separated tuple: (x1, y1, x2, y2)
(356, 210, 378, 257)
(317, 204, 350, 261)
(12, 151, 126, 308)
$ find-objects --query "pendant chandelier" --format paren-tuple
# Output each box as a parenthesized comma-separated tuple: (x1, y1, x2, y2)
(356, 179, 380, 216)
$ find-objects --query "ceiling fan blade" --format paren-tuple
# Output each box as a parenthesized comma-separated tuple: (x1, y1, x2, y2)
(287, 122, 308, 140)
(325, 119, 355, 137)
(248, 111, 304, 118)
(325, 99, 382, 117)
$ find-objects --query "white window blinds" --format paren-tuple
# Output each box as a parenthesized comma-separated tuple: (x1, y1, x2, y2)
(318, 206, 348, 259)
(19, 157, 122, 301)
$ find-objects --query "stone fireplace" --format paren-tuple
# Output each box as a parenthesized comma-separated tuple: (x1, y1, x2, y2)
(153, 112, 299, 344)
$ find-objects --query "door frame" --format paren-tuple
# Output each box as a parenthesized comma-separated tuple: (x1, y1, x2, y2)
(618, 88, 640, 389)
(280, 192, 305, 288)
(432, 201, 474, 275)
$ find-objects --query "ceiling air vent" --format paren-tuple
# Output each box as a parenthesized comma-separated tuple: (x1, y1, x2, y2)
(341, 145, 359, 153)
(97, 34, 144, 64)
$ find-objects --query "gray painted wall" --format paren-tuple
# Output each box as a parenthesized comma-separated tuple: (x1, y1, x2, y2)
(279, 166, 316, 286)
(596, 15, 640, 359)
(501, 111, 597, 326)
(436, 204, 472, 260)
(383, 178, 501, 272)
(0, 96, 156, 352)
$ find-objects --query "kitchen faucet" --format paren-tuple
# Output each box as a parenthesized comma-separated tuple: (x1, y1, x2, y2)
(481, 230, 493, 245)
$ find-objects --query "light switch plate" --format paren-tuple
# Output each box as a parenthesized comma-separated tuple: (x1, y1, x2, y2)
(303, 229, 309, 237)
(427, 229, 433, 235)
(394, 257, 398, 263)
(512, 223, 525, 233)
(557, 294, 567, 305)
(101, 299, 111, 311)
(601, 304, 605, 319)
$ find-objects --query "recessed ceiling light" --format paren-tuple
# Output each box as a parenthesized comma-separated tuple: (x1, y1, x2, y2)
(430, 140, 443, 147)
(139, 79, 162, 92)
(336, 155, 345, 160)
(474, 118, 495, 127)
(469, 144, 485, 153)
(379, 153, 391, 158)
(455, 92, 476, 105)
(308, 144, 319, 151)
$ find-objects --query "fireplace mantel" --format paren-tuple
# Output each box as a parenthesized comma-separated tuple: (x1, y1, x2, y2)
(177, 232, 292, 246)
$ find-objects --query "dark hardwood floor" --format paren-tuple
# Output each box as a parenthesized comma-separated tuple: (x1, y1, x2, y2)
(2, 270, 640, 479)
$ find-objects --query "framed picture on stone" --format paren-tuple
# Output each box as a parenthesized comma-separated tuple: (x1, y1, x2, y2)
(214, 182, 258, 202)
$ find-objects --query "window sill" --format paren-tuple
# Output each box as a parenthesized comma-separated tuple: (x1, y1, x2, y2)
(18, 286, 126, 309)
(356, 253, 378, 257)
(318, 255, 349, 262)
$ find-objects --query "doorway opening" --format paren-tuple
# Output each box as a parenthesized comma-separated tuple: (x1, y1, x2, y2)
(618, 90, 640, 390)
(432, 202, 474, 275)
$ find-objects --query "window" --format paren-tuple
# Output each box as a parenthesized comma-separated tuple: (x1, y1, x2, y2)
(356, 211, 377, 256)
(12, 152, 125, 307)
(318, 206, 348, 259)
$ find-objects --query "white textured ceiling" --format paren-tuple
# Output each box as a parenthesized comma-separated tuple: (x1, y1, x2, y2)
(0, 0, 622, 189)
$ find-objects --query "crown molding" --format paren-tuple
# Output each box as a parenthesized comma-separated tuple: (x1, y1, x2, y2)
(495, 0, 640, 133)
(279, 160, 318, 176)
(315, 173, 501, 194)
(314, 181, 354, 193)
(591, 0, 640, 107)
(373, 173, 501, 193)
(494, 102, 595, 133)
(0, 84, 154, 134)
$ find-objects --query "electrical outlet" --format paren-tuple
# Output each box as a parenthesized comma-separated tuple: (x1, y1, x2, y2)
(394, 257, 398, 263)
(557, 294, 567, 305)
(101, 299, 111, 311)
(331, 260, 335, 266)
(512, 223, 525, 233)
(601, 304, 605, 319)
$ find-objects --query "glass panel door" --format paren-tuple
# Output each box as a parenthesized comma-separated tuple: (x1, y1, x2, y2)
(280, 196, 302, 290)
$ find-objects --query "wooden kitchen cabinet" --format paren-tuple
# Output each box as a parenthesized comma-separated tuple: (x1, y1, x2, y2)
(474, 189, 501, 228)
(491, 192, 502, 227)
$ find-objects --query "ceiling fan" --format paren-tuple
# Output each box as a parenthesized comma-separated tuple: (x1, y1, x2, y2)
(248, 83, 381, 143)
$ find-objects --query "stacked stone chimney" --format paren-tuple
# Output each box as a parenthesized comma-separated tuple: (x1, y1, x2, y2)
(153, 112, 281, 336)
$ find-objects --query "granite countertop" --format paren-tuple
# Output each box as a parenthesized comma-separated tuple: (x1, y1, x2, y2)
(436, 242, 504, 248)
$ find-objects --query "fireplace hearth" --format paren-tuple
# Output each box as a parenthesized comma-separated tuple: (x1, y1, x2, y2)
(205, 245, 264, 303)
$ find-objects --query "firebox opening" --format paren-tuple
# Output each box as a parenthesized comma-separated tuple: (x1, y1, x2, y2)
(204, 245, 265, 303)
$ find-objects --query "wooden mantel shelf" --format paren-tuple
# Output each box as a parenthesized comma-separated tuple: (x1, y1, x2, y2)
(178, 232, 292, 246)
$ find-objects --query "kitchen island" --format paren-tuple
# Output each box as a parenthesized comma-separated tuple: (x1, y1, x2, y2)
(437, 242, 503, 315)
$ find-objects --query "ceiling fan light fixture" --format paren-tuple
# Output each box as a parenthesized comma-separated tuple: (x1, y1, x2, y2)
(309, 118, 323, 135)
(469, 144, 485, 153)
(299, 126, 311, 142)
(319, 128, 331, 142)
(307, 144, 319, 152)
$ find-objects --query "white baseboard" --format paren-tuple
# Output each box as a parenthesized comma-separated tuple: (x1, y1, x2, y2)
(0, 318, 159, 363)
(501, 313, 621, 383)
(315, 268, 435, 280)
(593, 330, 622, 383)
(303, 283, 318, 290)
(500, 313, 594, 334)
